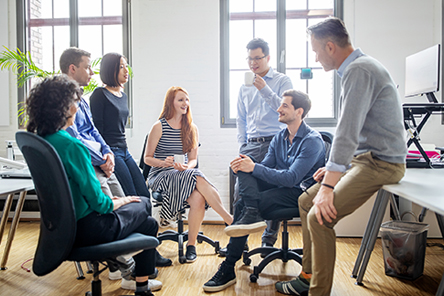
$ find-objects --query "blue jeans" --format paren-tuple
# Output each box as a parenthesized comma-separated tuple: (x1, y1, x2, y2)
(225, 172, 302, 266)
(111, 147, 151, 215)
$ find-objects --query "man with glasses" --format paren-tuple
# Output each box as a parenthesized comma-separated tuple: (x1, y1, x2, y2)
(221, 38, 293, 256)
(203, 90, 325, 292)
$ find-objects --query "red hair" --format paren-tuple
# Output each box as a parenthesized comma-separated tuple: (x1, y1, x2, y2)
(159, 86, 197, 153)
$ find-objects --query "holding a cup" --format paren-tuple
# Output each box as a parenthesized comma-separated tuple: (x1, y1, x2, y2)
(244, 71, 255, 87)
(173, 154, 185, 164)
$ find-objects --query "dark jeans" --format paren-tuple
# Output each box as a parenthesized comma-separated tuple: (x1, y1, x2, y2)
(75, 196, 157, 277)
(225, 172, 302, 266)
(111, 147, 151, 215)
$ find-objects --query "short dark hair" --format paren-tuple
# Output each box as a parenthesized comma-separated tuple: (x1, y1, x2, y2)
(246, 38, 270, 56)
(282, 89, 311, 119)
(100, 52, 127, 87)
(26, 75, 81, 136)
(307, 17, 351, 48)
(59, 47, 91, 74)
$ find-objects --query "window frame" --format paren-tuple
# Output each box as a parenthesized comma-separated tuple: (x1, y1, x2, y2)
(15, 0, 133, 127)
(220, 0, 343, 128)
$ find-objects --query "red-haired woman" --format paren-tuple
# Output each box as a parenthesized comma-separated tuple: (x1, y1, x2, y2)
(144, 86, 233, 263)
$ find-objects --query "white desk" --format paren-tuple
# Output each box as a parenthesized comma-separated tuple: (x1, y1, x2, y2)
(0, 177, 34, 270)
(352, 169, 444, 296)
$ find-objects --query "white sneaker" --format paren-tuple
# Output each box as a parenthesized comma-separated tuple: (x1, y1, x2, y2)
(121, 278, 162, 292)
(109, 270, 122, 280)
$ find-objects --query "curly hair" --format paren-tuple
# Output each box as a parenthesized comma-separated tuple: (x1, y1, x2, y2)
(26, 75, 81, 136)
(158, 86, 198, 153)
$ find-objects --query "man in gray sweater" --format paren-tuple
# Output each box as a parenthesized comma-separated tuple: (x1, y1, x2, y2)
(275, 17, 407, 296)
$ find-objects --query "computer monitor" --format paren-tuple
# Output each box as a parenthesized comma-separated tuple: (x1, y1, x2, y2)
(405, 44, 440, 102)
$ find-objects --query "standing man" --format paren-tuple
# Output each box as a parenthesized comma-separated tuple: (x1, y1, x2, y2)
(229, 38, 293, 252)
(203, 90, 325, 292)
(60, 47, 125, 199)
(275, 17, 407, 296)
(59, 48, 170, 292)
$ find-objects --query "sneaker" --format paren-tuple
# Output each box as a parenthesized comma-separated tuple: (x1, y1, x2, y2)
(275, 276, 310, 295)
(202, 261, 236, 292)
(155, 250, 172, 267)
(106, 256, 135, 281)
(110, 268, 158, 280)
(109, 270, 122, 280)
(224, 207, 267, 237)
(185, 245, 197, 263)
(121, 278, 162, 292)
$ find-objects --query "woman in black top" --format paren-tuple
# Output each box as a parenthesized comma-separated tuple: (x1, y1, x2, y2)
(90, 53, 151, 202)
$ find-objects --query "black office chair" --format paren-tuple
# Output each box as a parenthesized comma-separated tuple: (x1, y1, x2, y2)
(139, 135, 220, 264)
(16, 131, 159, 296)
(242, 131, 334, 283)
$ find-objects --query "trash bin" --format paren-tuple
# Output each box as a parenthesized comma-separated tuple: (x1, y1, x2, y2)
(380, 221, 428, 280)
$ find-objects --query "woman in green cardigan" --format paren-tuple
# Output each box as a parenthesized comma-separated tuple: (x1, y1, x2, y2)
(26, 75, 157, 296)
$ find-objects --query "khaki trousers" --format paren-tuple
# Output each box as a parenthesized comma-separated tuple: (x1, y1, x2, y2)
(298, 152, 405, 296)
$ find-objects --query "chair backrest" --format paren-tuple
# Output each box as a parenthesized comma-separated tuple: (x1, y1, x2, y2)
(319, 131, 334, 163)
(16, 131, 77, 276)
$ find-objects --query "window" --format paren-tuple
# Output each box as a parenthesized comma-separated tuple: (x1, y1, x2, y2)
(220, 0, 343, 127)
(16, 0, 132, 125)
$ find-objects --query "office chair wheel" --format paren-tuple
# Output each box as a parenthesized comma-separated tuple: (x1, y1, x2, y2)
(85, 292, 92, 296)
(244, 258, 251, 266)
(250, 273, 258, 283)
(197, 239, 202, 243)
(179, 256, 187, 264)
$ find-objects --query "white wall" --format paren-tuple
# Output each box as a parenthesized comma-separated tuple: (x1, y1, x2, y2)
(1, 0, 442, 221)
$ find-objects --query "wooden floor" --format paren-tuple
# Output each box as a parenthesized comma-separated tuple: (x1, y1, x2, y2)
(1, 221, 444, 296)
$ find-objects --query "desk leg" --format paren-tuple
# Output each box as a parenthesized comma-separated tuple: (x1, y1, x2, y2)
(0, 190, 27, 270)
(436, 272, 444, 296)
(352, 189, 384, 278)
(435, 213, 444, 241)
(0, 193, 14, 246)
(355, 189, 390, 286)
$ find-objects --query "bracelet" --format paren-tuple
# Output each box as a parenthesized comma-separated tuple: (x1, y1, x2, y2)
(321, 183, 335, 190)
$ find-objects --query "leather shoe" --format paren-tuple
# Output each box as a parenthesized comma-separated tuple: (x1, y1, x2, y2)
(155, 250, 172, 267)
(260, 242, 274, 258)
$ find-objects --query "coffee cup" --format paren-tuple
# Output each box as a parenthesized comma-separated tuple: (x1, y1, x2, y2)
(244, 71, 255, 87)
(174, 154, 185, 164)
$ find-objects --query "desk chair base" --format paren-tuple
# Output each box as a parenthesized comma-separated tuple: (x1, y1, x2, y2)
(242, 220, 302, 282)
(157, 212, 220, 264)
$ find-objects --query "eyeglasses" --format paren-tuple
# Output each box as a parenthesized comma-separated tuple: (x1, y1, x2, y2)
(246, 55, 267, 62)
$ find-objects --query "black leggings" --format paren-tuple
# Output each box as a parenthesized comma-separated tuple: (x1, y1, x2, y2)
(75, 196, 158, 276)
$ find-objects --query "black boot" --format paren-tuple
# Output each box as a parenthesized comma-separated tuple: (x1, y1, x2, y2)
(224, 207, 266, 237)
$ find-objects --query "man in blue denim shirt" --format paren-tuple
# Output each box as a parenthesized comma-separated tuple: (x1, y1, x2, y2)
(232, 38, 294, 251)
(60, 47, 125, 198)
(203, 90, 325, 292)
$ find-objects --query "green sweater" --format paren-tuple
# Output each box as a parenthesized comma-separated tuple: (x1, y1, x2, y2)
(44, 130, 114, 220)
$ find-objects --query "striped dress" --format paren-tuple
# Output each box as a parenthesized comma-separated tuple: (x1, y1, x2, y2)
(148, 118, 210, 221)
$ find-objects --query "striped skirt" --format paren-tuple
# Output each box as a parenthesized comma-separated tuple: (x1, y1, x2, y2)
(148, 168, 211, 221)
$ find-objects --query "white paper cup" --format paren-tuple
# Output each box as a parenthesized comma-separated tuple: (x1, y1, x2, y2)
(174, 155, 185, 164)
(244, 71, 255, 87)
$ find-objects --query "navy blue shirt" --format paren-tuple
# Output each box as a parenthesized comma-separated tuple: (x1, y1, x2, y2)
(252, 121, 325, 189)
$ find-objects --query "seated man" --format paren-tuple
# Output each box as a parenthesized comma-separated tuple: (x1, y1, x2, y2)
(203, 90, 325, 292)
(59, 48, 171, 291)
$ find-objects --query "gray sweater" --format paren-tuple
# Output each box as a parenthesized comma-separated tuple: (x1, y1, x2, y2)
(328, 54, 407, 170)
